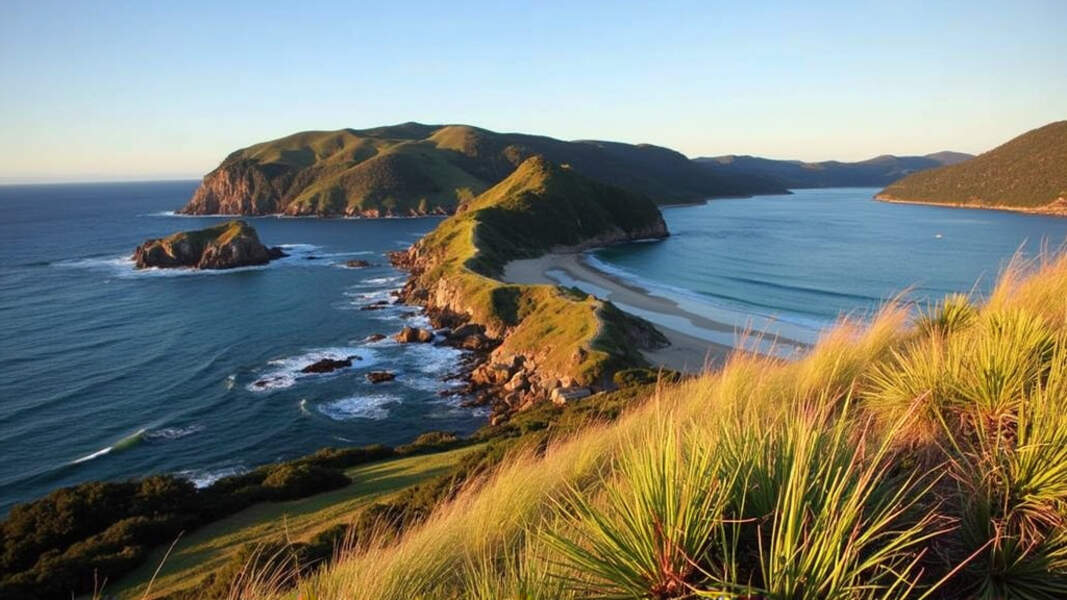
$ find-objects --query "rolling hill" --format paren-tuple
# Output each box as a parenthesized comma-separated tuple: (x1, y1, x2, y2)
(179, 123, 787, 216)
(878, 120, 1067, 213)
(694, 151, 972, 189)
(396, 155, 669, 407)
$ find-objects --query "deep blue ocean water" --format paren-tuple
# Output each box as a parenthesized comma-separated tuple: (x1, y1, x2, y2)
(0, 181, 482, 513)
(4, 183, 1067, 514)
(591, 188, 1067, 346)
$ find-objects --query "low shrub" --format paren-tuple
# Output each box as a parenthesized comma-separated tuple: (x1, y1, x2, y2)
(612, 367, 682, 388)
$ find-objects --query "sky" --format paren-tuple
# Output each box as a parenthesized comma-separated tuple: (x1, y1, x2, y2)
(1, 0, 1064, 183)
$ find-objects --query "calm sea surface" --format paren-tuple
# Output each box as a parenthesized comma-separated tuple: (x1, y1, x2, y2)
(3, 183, 1067, 512)
(592, 188, 1067, 346)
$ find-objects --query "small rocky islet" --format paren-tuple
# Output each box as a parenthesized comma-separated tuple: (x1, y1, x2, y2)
(300, 356, 360, 374)
(132, 220, 286, 270)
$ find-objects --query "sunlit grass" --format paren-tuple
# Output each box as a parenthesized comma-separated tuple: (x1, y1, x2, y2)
(229, 251, 1067, 599)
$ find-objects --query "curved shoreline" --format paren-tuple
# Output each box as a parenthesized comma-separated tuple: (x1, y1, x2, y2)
(501, 252, 810, 372)
(876, 194, 1067, 217)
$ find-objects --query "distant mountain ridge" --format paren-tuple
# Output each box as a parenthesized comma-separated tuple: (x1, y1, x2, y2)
(878, 121, 1067, 214)
(179, 123, 787, 217)
(694, 151, 973, 189)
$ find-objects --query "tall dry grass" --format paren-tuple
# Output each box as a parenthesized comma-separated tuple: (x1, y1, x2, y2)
(232, 252, 1067, 599)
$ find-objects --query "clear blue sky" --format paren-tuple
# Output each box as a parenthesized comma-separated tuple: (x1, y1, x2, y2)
(1, 0, 1064, 182)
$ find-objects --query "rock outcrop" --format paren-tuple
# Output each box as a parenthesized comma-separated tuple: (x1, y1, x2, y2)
(366, 371, 396, 383)
(394, 327, 434, 343)
(300, 357, 359, 374)
(392, 156, 671, 424)
(133, 221, 286, 270)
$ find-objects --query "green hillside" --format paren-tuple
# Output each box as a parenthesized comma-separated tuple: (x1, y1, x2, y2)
(105, 447, 476, 599)
(179, 123, 786, 216)
(878, 120, 1067, 211)
(399, 155, 668, 387)
(695, 150, 972, 188)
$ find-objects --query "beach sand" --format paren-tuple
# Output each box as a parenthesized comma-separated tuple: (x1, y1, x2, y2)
(502, 252, 741, 373)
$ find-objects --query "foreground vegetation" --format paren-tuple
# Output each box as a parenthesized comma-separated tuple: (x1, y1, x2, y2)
(228, 251, 1067, 599)
(879, 120, 1067, 211)
(108, 446, 477, 599)
(0, 433, 464, 599)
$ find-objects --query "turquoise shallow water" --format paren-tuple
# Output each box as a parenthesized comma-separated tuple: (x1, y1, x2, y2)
(590, 188, 1067, 346)
(0, 181, 484, 513)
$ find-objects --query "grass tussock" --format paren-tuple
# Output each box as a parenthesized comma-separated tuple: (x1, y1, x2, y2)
(231, 252, 1067, 599)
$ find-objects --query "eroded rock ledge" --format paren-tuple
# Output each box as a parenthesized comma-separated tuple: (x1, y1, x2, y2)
(133, 220, 286, 270)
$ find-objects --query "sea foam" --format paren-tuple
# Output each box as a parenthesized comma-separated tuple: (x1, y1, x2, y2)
(247, 346, 379, 392)
(317, 393, 399, 421)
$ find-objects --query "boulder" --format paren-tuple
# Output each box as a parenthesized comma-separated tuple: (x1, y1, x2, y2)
(457, 332, 493, 351)
(365, 333, 386, 342)
(475, 363, 513, 386)
(446, 324, 497, 352)
(394, 326, 434, 343)
(301, 356, 359, 374)
(450, 323, 484, 339)
(366, 371, 396, 384)
(504, 371, 529, 392)
(345, 259, 371, 268)
(550, 387, 591, 406)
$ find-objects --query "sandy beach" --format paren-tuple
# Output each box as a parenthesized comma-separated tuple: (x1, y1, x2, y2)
(502, 252, 747, 372)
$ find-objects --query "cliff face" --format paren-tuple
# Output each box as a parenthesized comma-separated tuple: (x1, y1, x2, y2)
(178, 122, 787, 217)
(393, 156, 669, 420)
(133, 220, 284, 269)
(180, 160, 291, 215)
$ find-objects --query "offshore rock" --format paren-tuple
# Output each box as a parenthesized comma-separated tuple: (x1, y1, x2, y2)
(133, 221, 282, 270)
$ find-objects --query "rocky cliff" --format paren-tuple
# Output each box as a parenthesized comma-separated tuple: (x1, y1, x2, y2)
(393, 156, 670, 422)
(133, 220, 285, 270)
(178, 122, 786, 217)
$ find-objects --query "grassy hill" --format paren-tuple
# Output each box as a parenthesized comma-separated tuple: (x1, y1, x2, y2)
(106, 447, 476, 599)
(695, 151, 971, 188)
(237, 250, 1067, 600)
(878, 120, 1067, 212)
(399, 155, 669, 388)
(179, 123, 787, 216)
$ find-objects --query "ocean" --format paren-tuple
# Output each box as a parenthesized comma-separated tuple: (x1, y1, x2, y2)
(0, 181, 482, 513)
(4, 183, 1067, 513)
(591, 188, 1067, 346)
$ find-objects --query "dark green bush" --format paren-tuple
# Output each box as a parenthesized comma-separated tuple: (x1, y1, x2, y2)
(395, 431, 462, 455)
(612, 367, 681, 388)
(261, 464, 350, 500)
(0, 441, 387, 599)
